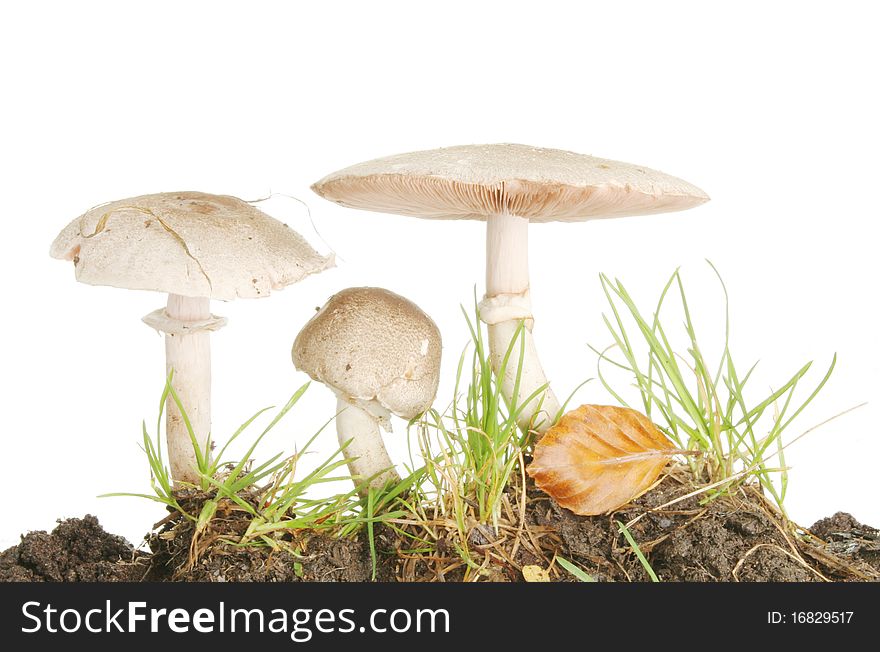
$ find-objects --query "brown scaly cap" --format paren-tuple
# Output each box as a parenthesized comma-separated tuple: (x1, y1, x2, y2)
(292, 287, 441, 422)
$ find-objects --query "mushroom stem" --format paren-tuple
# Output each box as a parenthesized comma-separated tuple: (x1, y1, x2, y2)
(336, 397, 400, 494)
(482, 212, 561, 435)
(163, 294, 213, 485)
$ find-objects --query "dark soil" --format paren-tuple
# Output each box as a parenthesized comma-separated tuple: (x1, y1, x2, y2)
(2, 473, 877, 583)
(0, 515, 148, 582)
(530, 473, 879, 582)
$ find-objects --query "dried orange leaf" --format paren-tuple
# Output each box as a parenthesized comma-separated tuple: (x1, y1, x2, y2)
(527, 404, 676, 516)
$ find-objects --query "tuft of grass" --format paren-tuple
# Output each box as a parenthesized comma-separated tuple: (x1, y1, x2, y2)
(408, 300, 544, 535)
(592, 262, 835, 512)
(419, 303, 535, 527)
(410, 297, 585, 527)
(389, 299, 587, 578)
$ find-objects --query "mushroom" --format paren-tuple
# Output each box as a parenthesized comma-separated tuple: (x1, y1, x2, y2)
(311, 144, 708, 436)
(50, 191, 333, 485)
(292, 287, 441, 492)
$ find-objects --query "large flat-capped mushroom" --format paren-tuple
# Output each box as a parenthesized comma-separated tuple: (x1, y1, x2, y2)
(312, 144, 708, 436)
(292, 287, 441, 493)
(51, 191, 334, 485)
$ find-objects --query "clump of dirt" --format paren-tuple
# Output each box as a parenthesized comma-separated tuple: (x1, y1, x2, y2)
(530, 468, 879, 582)
(145, 489, 380, 582)
(804, 512, 880, 575)
(0, 515, 147, 582)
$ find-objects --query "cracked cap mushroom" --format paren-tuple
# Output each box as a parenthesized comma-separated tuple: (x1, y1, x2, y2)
(50, 191, 334, 484)
(292, 287, 441, 493)
(311, 144, 709, 436)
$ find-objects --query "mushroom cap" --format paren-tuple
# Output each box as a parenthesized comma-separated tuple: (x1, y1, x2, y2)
(292, 287, 441, 422)
(50, 191, 334, 301)
(312, 143, 708, 223)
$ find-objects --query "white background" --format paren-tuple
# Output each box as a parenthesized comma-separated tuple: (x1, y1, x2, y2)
(1, 1, 877, 550)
